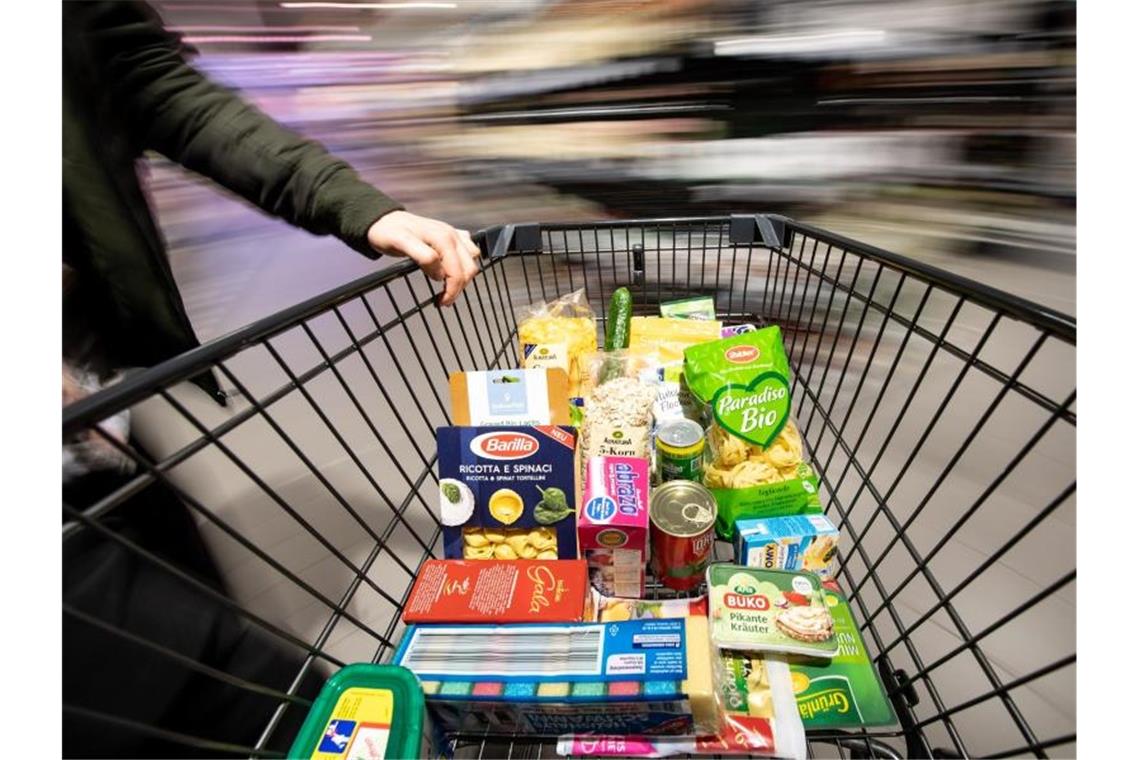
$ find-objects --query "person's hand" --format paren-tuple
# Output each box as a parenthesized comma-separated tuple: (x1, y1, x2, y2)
(367, 211, 481, 306)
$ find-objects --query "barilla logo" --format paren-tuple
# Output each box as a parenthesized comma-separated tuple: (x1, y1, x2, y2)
(725, 345, 759, 364)
(470, 431, 539, 460)
(725, 593, 770, 611)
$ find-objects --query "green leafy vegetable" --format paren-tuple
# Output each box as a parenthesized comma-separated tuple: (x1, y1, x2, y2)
(442, 482, 461, 504)
(534, 486, 572, 524)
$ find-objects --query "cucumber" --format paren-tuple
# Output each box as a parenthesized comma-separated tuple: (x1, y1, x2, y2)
(599, 287, 633, 385)
(605, 287, 633, 351)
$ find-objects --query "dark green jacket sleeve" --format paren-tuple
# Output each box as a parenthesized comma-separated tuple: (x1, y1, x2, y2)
(80, 1, 402, 258)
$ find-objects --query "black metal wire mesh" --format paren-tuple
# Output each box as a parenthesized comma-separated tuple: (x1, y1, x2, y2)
(62, 216, 1075, 759)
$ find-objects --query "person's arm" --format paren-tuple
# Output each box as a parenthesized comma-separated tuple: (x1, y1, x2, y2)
(75, 1, 477, 304)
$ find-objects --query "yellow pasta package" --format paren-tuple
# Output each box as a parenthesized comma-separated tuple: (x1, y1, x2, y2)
(516, 289, 597, 410)
(684, 326, 822, 539)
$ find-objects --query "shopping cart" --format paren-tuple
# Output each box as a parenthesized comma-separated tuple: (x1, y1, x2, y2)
(62, 214, 1075, 759)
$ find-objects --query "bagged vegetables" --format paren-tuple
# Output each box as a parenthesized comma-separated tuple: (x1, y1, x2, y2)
(684, 326, 822, 539)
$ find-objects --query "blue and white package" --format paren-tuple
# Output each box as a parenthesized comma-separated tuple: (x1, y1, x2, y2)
(437, 425, 578, 560)
(392, 618, 718, 737)
(394, 619, 687, 686)
(735, 513, 840, 580)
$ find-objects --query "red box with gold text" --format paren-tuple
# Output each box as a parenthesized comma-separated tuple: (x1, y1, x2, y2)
(401, 559, 591, 624)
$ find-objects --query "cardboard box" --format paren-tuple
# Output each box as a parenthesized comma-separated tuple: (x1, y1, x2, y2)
(437, 426, 578, 560)
(393, 618, 716, 737)
(578, 456, 650, 597)
(402, 560, 590, 624)
(734, 514, 839, 581)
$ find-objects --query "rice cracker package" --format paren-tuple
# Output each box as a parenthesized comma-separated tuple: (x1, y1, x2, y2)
(683, 326, 822, 539)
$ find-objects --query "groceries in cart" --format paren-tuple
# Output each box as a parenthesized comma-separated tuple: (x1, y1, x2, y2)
(709, 565, 839, 657)
(516, 288, 598, 414)
(448, 368, 572, 426)
(659, 295, 718, 321)
(735, 514, 840, 580)
(437, 425, 578, 559)
(354, 286, 899, 756)
(786, 589, 897, 729)
(288, 664, 427, 760)
(392, 616, 719, 737)
(579, 455, 650, 598)
(401, 559, 591, 624)
(684, 327, 824, 539)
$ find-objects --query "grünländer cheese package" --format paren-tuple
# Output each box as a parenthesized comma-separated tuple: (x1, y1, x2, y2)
(786, 590, 896, 729)
(437, 426, 578, 561)
(392, 617, 719, 737)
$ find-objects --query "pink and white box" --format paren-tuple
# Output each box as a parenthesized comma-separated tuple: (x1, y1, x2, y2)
(578, 455, 650, 597)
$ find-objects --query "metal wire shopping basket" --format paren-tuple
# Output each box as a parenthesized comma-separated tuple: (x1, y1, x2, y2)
(62, 214, 1076, 759)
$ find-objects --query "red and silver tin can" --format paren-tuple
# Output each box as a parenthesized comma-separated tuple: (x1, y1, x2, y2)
(649, 480, 717, 592)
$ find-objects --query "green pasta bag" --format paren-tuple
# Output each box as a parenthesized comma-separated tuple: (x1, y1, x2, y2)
(683, 326, 822, 539)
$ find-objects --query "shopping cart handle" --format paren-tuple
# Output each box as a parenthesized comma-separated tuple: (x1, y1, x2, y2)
(729, 214, 787, 249)
(476, 223, 542, 260)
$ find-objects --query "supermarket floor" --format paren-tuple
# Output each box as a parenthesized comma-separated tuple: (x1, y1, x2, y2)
(139, 175, 1075, 758)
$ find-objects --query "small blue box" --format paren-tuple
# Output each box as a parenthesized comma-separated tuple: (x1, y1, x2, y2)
(734, 514, 839, 580)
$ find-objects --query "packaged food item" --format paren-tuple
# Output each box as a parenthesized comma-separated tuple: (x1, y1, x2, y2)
(707, 565, 838, 657)
(710, 653, 807, 759)
(554, 655, 806, 759)
(402, 559, 590, 624)
(516, 289, 597, 403)
(449, 368, 571, 426)
(639, 362, 705, 428)
(580, 376, 656, 472)
(629, 317, 723, 367)
(656, 418, 706, 483)
(437, 426, 578, 560)
(735, 514, 839, 580)
(649, 480, 717, 592)
(593, 590, 708, 622)
(393, 617, 719, 737)
(579, 456, 650, 597)
(287, 663, 426, 760)
(720, 324, 759, 338)
(578, 349, 656, 399)
(787, 590, 896, 729)
(684, 327, 822, 539)
(660, 296, 717, 320)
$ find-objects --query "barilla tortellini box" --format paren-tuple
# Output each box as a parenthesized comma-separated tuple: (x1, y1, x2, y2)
(437, 426, 578, 560)
(579, 456, 650, 597)
(735, 514, 840, 581)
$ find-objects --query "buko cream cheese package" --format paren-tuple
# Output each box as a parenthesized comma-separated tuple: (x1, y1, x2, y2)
(437, 426, 578, 560)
